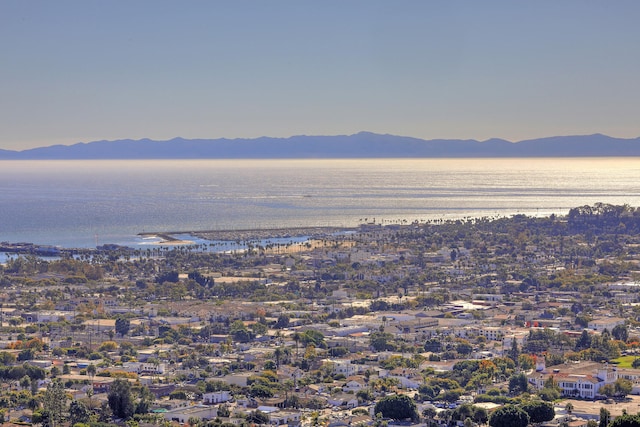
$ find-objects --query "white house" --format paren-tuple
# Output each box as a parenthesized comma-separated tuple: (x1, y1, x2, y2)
(528, 362, 617, 399)
(122, 361, 166, 375)
(342, 377, 366, 392)
(163, 405, 218, 423)
(268, 410, 301, 426)
(203, 391, 232, 404)
(322, 358, 364, 377)
(587, 317, 625, 332)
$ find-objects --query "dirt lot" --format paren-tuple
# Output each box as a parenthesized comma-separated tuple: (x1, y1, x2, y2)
(560, 395, 640, 418)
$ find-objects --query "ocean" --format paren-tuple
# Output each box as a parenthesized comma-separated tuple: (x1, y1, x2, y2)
(1, 158, 639, 249)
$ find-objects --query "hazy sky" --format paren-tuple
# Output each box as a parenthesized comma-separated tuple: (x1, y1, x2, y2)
(2, 1, 640, 150)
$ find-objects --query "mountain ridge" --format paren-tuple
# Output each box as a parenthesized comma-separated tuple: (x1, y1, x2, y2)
(1, 132, 639, 159)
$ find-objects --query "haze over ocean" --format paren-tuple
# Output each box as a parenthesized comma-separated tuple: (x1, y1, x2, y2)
(1, 158, 639, 248)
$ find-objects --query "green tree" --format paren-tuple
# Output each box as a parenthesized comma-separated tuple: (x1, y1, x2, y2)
(615, 378, 633, 398)
(565, 402, 574, 415)
(442, 388, 464, 403)
(508, 339, 520, 363)
(599, 408, 611, 427)
(612, 324, 629, 342)
(488, 404, 530, 427)
(373, 394, 418, 421)
(538, 375, 561, 401)
(19, 375, 31, 390)
(575, 330, 592, 351)
(107, 378, 135, 420)
(521, 400, 555, 424)
(69, 400, 91, 425)
(42, 379, 67, 427)
(115, 316, 131, 336)
(599, 383, 616, 398)
(455, 341, 473, 355)
(250, 321, 268, 336)
(370, 331, 396, 351)
(274, 314, 290, 329)
(508, 373, 528, 395)
(135, 385, 154, 414)
(473, 406, 489, 425)
(301, 330, 326, 348)
(609, 413, 640, 427)
(292, 332, 301, 357)
(250, 383, 274, 398)
(538, 387, 560, 401)
(229, 320, 252, 343)
(422, 406, 437, 425)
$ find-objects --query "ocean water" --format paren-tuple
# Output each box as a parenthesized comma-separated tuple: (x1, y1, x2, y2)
(0, 158, 639, 248)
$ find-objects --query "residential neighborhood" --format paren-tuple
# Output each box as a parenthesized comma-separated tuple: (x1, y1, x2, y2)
(1, 204, 640, 427)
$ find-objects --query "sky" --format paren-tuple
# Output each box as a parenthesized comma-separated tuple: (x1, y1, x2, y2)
(1, 1, 640, 151)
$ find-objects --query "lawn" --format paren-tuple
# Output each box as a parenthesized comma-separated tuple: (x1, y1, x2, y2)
(611, 355, 639, 369)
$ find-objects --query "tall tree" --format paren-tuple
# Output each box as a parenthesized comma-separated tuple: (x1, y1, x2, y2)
(508, 373, 528, 395)
(612, 324, 629, 342)
(69, 400, 91, 425)
(599, 408, 611, 427)
(42, 379, 67, 427)
(115, 316, 131, 336)
(508, 339, 520, 364)
(575, 330, 592, 351)
(107, 378, 135, 420)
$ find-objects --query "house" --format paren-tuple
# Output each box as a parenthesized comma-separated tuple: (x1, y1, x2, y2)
(163, 405, 218, 424)
(122, 361, 166, 375)
(587, 317, 625, 332)
(343, 376, 366, 392)
(382, 368, 423, 389)
(326, 394, 359, 409)
(528, 362, 617, 399)
(221, 373, 253, 387)
(267, 410, 301, 426)
(203, 390, 232, 404)
(322, 358, 364, 377)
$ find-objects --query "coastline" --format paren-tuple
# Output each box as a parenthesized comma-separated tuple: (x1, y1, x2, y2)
(138, 226, 355, 244)
(137, 233, 195, 245)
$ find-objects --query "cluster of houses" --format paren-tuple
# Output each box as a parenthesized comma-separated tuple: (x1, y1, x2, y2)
(3, 217, 640, 426)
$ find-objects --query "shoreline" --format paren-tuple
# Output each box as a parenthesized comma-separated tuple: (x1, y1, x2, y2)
(138, 226, 356, 243)
(138, 233, 195, 246)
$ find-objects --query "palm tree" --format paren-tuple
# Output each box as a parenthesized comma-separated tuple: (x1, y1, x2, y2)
(273, 347, 284, 368)
(87, 363, 96, 408)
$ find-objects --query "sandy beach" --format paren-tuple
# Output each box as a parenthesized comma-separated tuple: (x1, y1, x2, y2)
(138, 233, 195, 245)
(140, 226, 352, 244)
(137, 226, 356, 252)
(192, 226, 353, 242)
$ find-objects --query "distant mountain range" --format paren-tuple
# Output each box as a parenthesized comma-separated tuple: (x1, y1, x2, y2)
(2, 132, 640, 159)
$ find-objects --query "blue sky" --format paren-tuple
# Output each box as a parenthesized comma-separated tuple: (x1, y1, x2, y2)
(1, 1, 639, 150)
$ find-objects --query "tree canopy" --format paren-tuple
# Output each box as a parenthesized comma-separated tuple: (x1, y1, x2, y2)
(521, 400, 555, 424)
(107, 378, 135, 419)
(373, 394, 418, 421)
(610, 413, 640, 427)
(488, 404, 530, 427)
